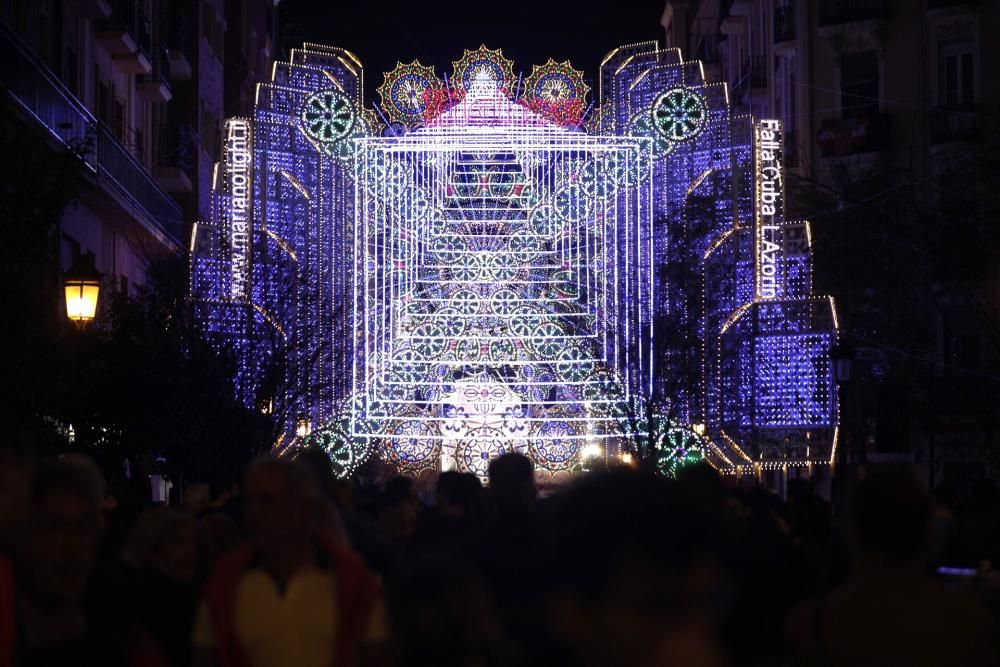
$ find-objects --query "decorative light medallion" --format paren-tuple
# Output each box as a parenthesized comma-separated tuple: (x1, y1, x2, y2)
(378, 61, 440, 126)
(628, 111, 674, 158)
(524, 59, 589, 105)
(653, 425, 707, 478)
(301, 400, 373, 478)
(651, 87, 708, 142)
(452, 45, 515, 96)
(299, 89, 356, 144)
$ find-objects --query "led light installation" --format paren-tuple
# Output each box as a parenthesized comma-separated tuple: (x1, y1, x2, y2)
(192, 42, 839, 481)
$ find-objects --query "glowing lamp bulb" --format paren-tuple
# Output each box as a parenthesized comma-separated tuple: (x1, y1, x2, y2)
(63, 252, 102, 325)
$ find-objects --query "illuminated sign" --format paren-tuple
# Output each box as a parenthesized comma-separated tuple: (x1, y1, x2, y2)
(755, 118, 783, 301)
(226, 119, 251, 300)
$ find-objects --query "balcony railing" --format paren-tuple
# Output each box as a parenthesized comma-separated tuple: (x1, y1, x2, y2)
(690, 33, 723, 65)
(929, 105, 982, 144)
(732, 56, 767, 102)
(785, 128, 798, 167)
(99, 0, 152, 59)
(0, 20, 183, 244)
(818, 113, 891, 157)
(138, 48, 172, 101)
(163, 6, 193, 79)
(774, 5, 796, 43)
(818, 0, 889, 27)
(928, 0, 983, 8)
(157, 124, 197, 174)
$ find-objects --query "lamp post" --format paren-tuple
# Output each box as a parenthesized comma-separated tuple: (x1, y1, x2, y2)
(295, 417, 312, 439)
(63, 251, 102, 327)
(829, 341, 856, 498)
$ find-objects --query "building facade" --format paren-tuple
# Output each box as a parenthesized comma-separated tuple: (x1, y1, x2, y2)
(0, 0, 274, 305)
(662, 0, 1000, 488)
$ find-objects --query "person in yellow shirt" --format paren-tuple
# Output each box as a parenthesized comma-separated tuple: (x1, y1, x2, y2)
(192, 456, 388, 667)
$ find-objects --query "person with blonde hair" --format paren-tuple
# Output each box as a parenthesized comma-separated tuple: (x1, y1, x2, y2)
(193, 456, 387, 667)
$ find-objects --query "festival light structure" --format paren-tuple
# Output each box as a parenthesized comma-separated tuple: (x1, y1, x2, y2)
(191, 42, 838, 482)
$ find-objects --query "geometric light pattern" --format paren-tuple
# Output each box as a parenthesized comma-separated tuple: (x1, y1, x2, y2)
(652, 424, 707, 478)
(300, 89, 356, 144)
(651, 87, 708, 142)
(192, 41, 839, 481)
(354, 74, 651, 479)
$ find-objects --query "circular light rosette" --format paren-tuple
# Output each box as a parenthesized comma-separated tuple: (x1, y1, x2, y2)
(525, 59, 589, 106)
(651, 87, 709, 143)
(628, 110, 675, 159)
(528, 420, 579, 471)
(457, 427, 515, 478)
(451, 45, 516, 96)
(378, 61, 440, 127)
(300, 89, 356, 145)
(653, 423, 708, 478)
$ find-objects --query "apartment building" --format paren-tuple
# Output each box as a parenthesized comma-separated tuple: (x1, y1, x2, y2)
(662, 0, 1000, 487)
(0, 0, 273, 300)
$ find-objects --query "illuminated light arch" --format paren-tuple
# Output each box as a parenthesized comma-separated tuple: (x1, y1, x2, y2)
(193, 41, 839, 482)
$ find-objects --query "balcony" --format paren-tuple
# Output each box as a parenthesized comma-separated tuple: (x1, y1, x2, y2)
(155, 124, 196, 193)
(164, 11, 193, 80)
(0, 20, 183, 245)
(929, 105, 982, 145)
(690, 33, 723, 65)
(138, 50, 172, 103)
(774, 5, 796, 44)
(73, 0, 112, 19)
(96, 0, 151, 74)
(818, 0, 888, 27)
(732, 56, 767, 104)
(928, 0, 983, 9)
(817, 113, 891, 158)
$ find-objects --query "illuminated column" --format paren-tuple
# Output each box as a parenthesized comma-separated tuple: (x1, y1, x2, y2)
(754, 118, 784, 302)
(223, 118, 253, 301)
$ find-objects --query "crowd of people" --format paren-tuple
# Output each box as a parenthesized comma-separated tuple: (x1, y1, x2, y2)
(1, 436, 998, 666)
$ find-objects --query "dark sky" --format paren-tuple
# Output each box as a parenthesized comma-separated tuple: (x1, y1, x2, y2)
(279, 0, 665, 102)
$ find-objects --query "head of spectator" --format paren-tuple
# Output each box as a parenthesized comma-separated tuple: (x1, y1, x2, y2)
(19, 457, 105, 605)
(387, 553, 505, 667)
(244, 455, 341, 561)
(380, 475, 419, 542)
(183, 482, 211, 515)
(0, 429, 33, 553)
(123, 507, 198, 583)
(488, 453, 536, 516)
(436, 470, 483, 518)
(850, 465, 929, 563)
(540, 470, 724, 667)
(207, 474, 239, 511)
(293, 445, 339, 502)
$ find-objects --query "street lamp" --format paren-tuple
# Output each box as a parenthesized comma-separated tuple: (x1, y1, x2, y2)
(829, 340, 857, 485)
(63, 251, 102, 326)
(829, 340, 856, 384)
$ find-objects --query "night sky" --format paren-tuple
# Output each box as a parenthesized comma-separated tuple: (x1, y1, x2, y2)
(279, 0, 666, 102)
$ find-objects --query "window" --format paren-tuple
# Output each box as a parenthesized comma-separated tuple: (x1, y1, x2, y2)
(66, 48, 78, 97)
(840, 51, 879, 119)
(98, 77, 110, 125)
(938, 39, 974, 107)
(113, 96, 126, 141)
(61, 234, 80, 271)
